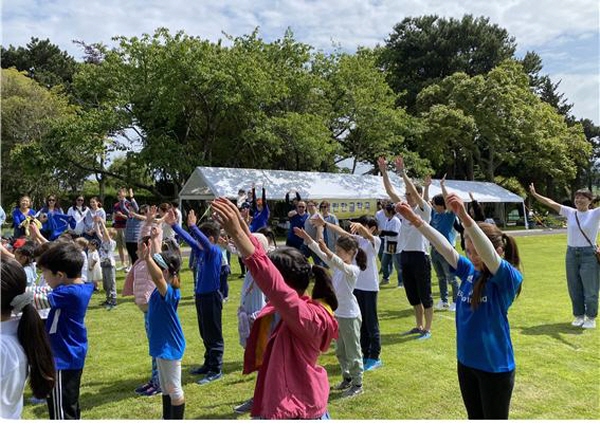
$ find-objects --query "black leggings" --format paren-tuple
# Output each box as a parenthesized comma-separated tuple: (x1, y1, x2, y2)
(457, 361, 515, 419)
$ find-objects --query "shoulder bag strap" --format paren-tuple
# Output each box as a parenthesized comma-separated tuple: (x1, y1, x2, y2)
(575, 212, 596, 248)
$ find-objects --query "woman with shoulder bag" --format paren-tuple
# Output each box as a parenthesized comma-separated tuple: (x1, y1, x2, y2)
(530, 184, 600, 329)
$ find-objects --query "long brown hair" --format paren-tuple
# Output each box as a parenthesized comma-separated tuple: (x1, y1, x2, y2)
(469, 223, 521, 310)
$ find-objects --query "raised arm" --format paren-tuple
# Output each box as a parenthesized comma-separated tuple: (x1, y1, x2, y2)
(377, 156, 402, 203)
(349, 221, 375, 244)
(395, 156, 426, 209)
(529, 183, 561, 213)
(423, 175, 432, 203)
(447, 193, 502, 274)
(310, 214, 351, 238)
(94, 216, 111, 242)
(140, 241, 168, 296)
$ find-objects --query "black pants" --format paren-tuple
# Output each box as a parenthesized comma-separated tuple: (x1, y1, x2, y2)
(457, 361, 515, 419)
(400, 251, 433, 308)
(238, 256, 246, 275)
(47, 368, 83, 420)
(195, 291, 224, 373)
(353, 289, 381, 360)
(125, 242, 138, 265)
(220, 265, 230, 299)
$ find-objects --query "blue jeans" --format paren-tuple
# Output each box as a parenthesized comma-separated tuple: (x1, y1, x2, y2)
(431, 249, 458, 303)
(144, 311, 160, 386)
(566, 246, 599, 318)
(381, 252, 402, 285)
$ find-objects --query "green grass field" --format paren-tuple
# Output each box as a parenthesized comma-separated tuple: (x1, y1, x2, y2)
(22, 233, 600, 419)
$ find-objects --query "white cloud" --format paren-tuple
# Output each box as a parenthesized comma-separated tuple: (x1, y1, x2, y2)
(2, 0, 598, 121)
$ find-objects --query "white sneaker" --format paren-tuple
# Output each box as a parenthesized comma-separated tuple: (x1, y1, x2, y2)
(571, 316, 585, 327)
(435, 300, 449, 310)
(582, 316, 596, 329)
(449, 302, 457, 312)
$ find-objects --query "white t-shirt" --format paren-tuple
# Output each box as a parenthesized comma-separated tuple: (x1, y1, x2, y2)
(399, 202, 432, 253)
(354, 235, 381, 292)
(375, 209, 387, 234)
(0, 318, 27, 419)
(308, 241, 361, 318)
(80, 250, 89, 282)
(560, 206, 600, 247)
(383, 215, 402, 254)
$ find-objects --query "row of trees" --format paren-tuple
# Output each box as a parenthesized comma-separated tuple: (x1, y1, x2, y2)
(2, 15, 598, 208)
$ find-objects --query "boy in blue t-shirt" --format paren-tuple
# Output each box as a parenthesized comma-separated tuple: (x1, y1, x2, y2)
(37, 242, 94, 419)
(166, 209, 224, 385)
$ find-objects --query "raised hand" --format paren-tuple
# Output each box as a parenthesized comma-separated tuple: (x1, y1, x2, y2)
(210, 197, 244, 236)
(150, 226, 160, 240)
(317, 239, 328, 253)
(310, 214, 326, 227)
(529, 183, 537, 196)
(129, 188, 134, 198)
(424, 175, 432, 187)
(293, 227, 312, 242)
(140, 239, 151, 261)
(394, 156, 404, 173)
(394, 201, 419, 223)
(349, 221, 365, 236)
(186, 209, 197, 227)
(446, 193, 467, 218)
(377, 156, 388, 173)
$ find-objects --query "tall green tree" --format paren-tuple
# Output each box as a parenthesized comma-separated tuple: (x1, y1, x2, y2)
(381, 14, 516, 111)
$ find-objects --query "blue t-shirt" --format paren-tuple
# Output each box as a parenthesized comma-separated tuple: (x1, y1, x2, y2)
(453, 256, 522, 373)
(286, 213, 309, 249)
(148, 285, 186, 360)
(249, 207, 270, 232)
(46, 283, 94, 370)
(430, 210, 457, 245)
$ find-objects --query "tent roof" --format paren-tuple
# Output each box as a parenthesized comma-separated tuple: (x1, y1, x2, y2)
(179, 166, 523, 203)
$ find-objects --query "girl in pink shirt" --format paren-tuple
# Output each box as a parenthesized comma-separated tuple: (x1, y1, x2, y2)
(211, 198, 339, 420)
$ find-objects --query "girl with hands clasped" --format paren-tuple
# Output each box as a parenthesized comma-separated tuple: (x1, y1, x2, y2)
(294, 224, 367, 398)
(210, 197, 338, 420)
(140, 239, 186, 419)
(394, 193, 523, 420)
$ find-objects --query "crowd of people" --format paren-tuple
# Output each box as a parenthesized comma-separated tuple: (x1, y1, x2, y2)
(1, 161, 598, 420)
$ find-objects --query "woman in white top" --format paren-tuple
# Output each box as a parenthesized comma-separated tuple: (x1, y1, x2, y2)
(294, 227, 367, 398)
(1, 259, 55, 419)
(530, 184, 600, 329)
(67, 195, 89, 235)
(83, 197, 107, 241)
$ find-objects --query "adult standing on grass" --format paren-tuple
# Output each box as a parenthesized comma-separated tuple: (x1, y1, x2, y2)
(12, 195, 36, 238)
(112, 188, 132, 271)
(529, 184, 599, 329)
(35, 195, 64, 241)
(395, 192, 523, 420)
(286, 201, 309, 252)
(67, 195, 88, 237)
(379, 156, 434, 340)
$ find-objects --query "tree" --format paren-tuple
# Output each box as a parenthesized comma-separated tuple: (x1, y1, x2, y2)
(1, 38, 77, 90)
(1, 68, 78, 205)
(381, 14, 516, 111)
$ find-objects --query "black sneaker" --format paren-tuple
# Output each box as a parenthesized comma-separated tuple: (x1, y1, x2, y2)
(197, 371, 223, 385)
(134, 382, 153, 394)
(190, 365, 209, 375)
(333, 378, 352, 391)
(233, 398, 254, 414)
(341, 385, 363, 398)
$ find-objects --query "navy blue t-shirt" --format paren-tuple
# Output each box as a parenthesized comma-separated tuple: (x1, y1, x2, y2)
(47, 283, 94, 370)
(286, 213, 309, 249)
(148, 285, 186, 360)
(453, 256, 523, 373)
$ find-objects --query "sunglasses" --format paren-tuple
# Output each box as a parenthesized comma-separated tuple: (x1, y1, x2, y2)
(48, 199, 56, 202)
(77, 199, 84, 202)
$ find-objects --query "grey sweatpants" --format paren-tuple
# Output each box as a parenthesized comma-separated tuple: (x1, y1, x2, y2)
(336, 315, 364, 386)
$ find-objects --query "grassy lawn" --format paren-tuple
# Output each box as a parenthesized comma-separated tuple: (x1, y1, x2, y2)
(22, 233, 599, 419)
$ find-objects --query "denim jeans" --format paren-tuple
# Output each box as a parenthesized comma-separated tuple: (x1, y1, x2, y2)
(565, 246, 599, 318)
(431, 248, 458, 303)
(144, 311, 160, 386)
(381, 252, 402, 285)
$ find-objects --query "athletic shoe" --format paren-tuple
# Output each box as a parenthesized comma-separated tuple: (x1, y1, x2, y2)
(197, 371, 223, 385)
(233, 398, 254, 414)
(571, 316, 585, 327)
(134, 382, 153, 395)
(380, 278, 389, 285)
(341, 385, 363, 398)
(190, 365, 209, 375)
(105, 301, 117, 310)
(418, 330, 432, 341)
(116, 266, 126, 271)
(99, 300, 109, 307)
(333, 378, 352, 391)
(582, 316, 596, 329)
(29, 396, 46, 405)
(401, 327, 423, 336)
(141, 383, 162, 396)
(364, 358, 383, 371)
(435, 300, 449, 310)
(397, 284, 404, 289)
(449, 302, 457, 312)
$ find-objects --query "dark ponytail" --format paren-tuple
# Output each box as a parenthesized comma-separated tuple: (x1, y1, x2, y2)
(311, 265, 338, 311)
(336, 235, 367, 271)
(470, 223, 522, 310)
(1, 260, 55, 399)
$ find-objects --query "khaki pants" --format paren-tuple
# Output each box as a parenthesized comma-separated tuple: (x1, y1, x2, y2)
(336, 315, 364, 386)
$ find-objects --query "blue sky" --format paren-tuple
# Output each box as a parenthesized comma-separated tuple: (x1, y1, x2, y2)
(2, 0, 598, 122)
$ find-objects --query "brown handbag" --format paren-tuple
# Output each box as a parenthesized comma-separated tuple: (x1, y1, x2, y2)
(575, 212, 600, 264)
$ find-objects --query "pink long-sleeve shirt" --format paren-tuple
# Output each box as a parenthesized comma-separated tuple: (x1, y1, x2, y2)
(243, 236, 338, 420)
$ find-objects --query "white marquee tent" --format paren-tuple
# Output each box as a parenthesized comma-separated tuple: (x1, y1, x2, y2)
(179, 166, 527, 227)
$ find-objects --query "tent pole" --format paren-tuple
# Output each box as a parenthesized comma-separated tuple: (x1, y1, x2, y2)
(522, 202, 529, 230)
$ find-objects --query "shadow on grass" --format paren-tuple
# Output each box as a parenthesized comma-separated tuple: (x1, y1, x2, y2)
(377, 308, 416, 321)
(181, 360, 245, 385)
(516, 322, 585, 349)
